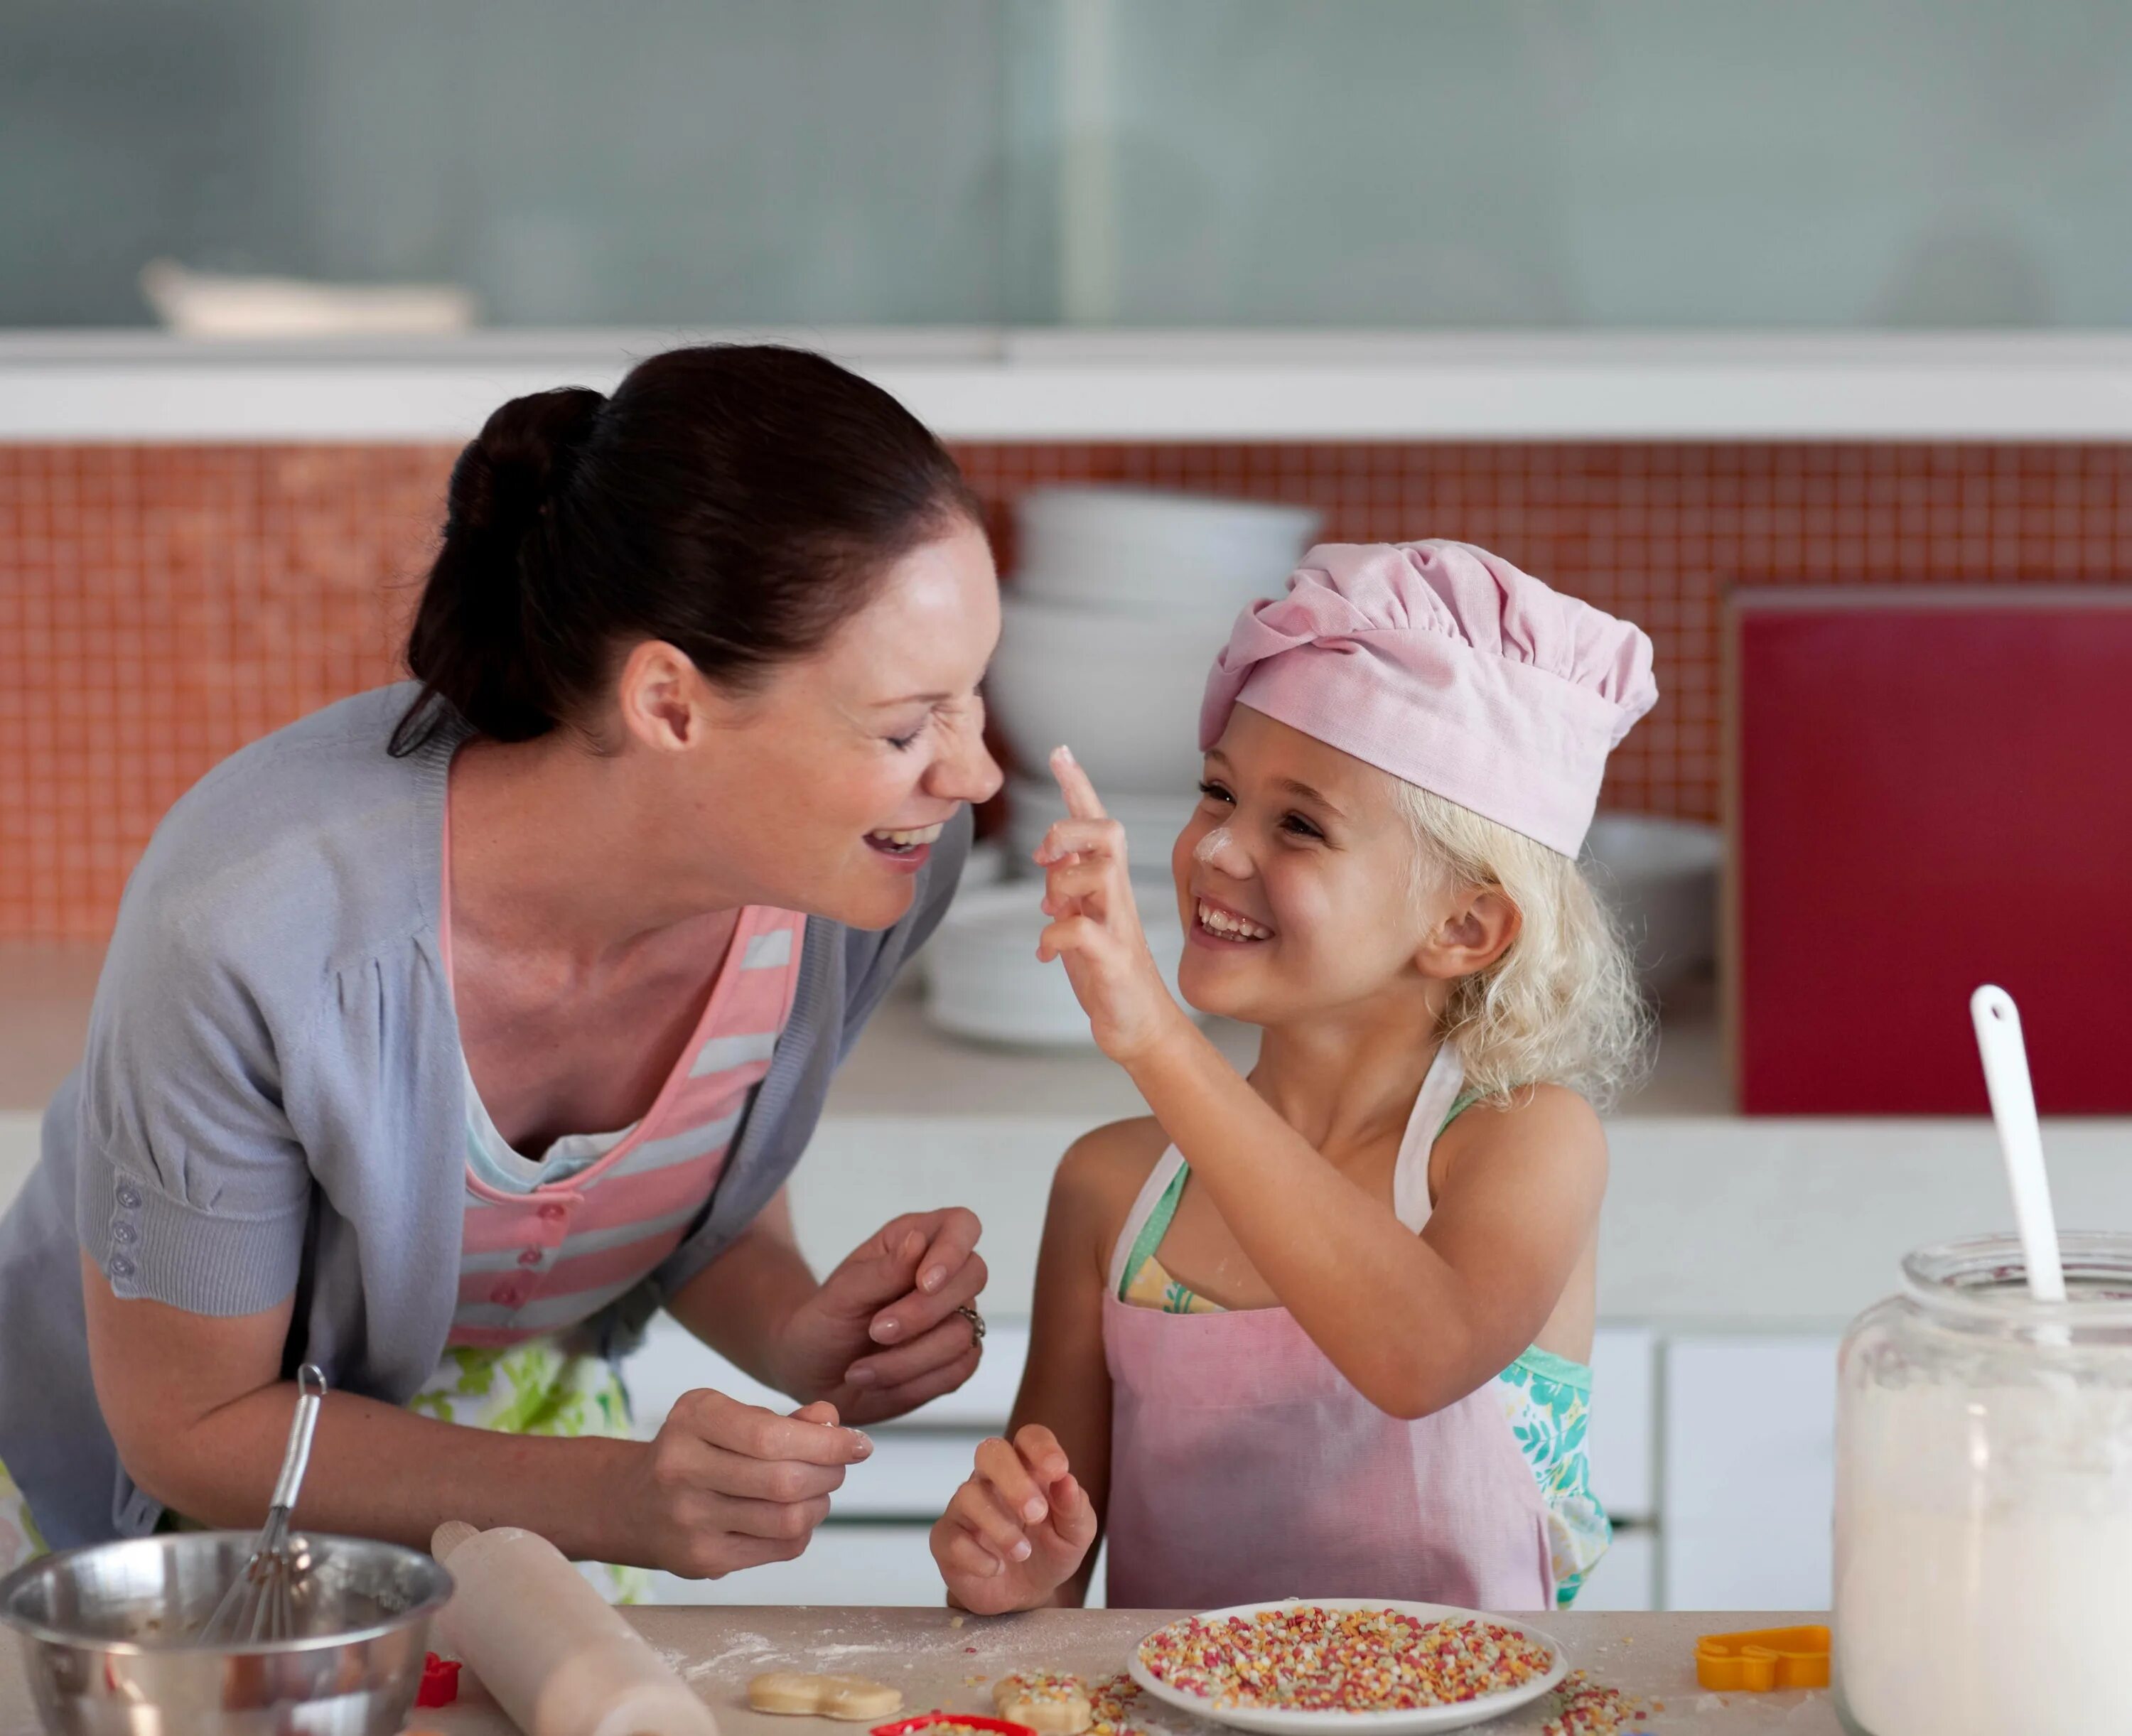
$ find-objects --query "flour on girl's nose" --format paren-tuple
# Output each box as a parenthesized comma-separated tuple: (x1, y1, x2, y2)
(1194, 825, 1247, 873)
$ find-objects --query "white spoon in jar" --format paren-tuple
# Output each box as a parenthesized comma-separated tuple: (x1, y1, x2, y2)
(1971, 984, 2066, 1310)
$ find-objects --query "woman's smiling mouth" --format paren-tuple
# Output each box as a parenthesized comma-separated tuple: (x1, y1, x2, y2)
(866, 821, 944, 861)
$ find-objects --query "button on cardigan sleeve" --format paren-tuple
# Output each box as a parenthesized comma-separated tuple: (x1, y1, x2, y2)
(73, 895, 317, 1320)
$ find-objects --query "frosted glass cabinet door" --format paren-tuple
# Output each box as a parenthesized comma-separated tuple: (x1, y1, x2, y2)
(1662, 1336, 1842, 1611)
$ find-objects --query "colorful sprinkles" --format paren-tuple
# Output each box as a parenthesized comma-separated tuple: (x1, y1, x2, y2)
(1538, 1671, 1660, 1736)
(1087, 1675, 1151, 1736)
(996, 1673, 1087, 1709)
(1136, 1606, 1556, 1713)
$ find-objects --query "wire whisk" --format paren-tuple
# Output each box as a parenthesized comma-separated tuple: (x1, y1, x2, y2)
(196, 1364, 328, 1643)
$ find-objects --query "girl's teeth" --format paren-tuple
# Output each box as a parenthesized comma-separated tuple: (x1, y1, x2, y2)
(1197, 901, 1271, 941)
(870, 824, 944, 848)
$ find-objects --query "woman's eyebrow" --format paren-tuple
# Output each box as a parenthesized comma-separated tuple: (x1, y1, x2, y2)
(870, 691, 953, 708)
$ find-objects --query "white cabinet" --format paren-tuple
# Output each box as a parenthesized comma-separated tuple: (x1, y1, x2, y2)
(645, 1526, 945, 1608)
(624, 1317, 787, 1426)
(1660, 1335, 1841, 1612)
(1585, 1326, 1655, 1524)
(1570, 1526, 1657, 1612)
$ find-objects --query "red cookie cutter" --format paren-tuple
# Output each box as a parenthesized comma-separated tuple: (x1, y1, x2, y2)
(872, 1718, 1036, 1736)
(416, 1653, 463, 1708)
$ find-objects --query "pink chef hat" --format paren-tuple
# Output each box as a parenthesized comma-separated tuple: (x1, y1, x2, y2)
(1198, 540, 1658, 856)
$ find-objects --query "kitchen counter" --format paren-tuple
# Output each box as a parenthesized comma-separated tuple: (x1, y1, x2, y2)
(0, 1607, 1839, 1736)
(12, 327, 2132, 442)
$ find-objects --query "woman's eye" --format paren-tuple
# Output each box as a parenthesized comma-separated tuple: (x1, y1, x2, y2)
(886, 723, 926, 751)
(1197, 780, 1235, 806)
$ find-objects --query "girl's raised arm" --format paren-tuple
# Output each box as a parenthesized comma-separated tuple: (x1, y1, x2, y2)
(1033, 750, 1603, 1420)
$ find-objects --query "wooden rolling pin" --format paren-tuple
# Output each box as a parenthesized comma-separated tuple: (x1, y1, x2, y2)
(432, 1522, 720, 1736)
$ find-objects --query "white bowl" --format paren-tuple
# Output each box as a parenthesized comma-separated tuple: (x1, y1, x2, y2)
(922, 881, 1190, 1049)
(988, 596, 1227, 792)
(1013, 485, 1320, 619)
(1582, 814, 1723, 990)
(1003, 777, 1197, 880)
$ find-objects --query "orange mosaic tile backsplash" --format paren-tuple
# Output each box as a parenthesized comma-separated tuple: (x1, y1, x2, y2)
(5, 439, 2132, 939)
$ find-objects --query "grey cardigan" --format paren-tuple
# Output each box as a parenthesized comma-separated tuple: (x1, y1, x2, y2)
(0, 686, 968, 1549)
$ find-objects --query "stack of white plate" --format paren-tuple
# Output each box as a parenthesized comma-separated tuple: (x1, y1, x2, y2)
(1013, 486, 1322, 620)
(989, 487, 1321, 793)
(934, 487, 1316, 1047)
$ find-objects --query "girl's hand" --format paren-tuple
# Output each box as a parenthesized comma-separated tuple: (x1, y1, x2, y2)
(930, 1425, 1097, 1614)
(1035, 746, 1192, 1065)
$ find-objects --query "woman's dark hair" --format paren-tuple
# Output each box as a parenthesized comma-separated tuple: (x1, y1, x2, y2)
(389, 344, 983, 755)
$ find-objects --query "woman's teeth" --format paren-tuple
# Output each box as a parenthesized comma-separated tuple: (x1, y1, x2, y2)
(867, 823, 944, 854)
(1197, 901, 1273, 941)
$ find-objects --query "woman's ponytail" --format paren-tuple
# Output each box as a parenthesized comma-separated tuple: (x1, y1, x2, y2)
(390, 387, 607, 754)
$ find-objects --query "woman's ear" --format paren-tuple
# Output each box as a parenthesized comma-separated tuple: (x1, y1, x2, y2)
(1416, 886, 1521, 981)
(613, 640, 726, 752)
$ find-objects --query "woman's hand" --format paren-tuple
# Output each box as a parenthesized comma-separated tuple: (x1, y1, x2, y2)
(629, 1393, 871, 1579)
(770, 1209, 989, 1426)
(1034, 746, 1193, 1065)
(930, 1425, 1097, 1614)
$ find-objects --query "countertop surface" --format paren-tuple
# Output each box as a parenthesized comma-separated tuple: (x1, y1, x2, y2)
(0, 1606, 1841, 1736)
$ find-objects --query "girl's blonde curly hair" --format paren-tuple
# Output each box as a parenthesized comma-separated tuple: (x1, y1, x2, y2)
(1394, 782, 1650, 1109)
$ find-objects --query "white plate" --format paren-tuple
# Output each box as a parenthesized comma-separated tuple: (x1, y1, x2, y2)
(1127, 1600, 1570, 1736)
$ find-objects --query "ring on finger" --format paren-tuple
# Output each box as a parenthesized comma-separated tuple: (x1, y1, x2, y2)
(956, 1303, 986, 1345)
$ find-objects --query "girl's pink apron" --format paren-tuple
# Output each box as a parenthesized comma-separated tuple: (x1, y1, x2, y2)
(1099, 1047, 1556, 1611)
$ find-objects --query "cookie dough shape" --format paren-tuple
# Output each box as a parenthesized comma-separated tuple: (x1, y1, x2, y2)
(748, 1672, 904, 1721)
(993, 1673, 1092, 1735)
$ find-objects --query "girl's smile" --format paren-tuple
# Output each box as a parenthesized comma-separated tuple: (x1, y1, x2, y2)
(1189, 893, 1275, 946)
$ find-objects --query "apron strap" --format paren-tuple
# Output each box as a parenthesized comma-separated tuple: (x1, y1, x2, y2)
(1109, 1041, 1468, 1289)
(1107, 1146, 1188, 1299)
(1391, 1044, 1467, 1234)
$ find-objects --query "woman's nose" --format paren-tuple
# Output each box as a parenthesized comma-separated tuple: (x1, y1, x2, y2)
(927, 707, 1004, 807)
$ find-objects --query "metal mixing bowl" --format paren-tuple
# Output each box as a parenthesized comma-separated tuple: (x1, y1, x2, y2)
(0, 1533, 453, 1736)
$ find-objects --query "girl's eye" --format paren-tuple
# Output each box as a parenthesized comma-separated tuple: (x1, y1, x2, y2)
(1280, 812, 1325, 841)
(1197, 780, 1235, 806)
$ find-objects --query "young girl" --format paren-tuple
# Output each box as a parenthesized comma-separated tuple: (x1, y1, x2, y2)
(930, 539, 1657, 1613)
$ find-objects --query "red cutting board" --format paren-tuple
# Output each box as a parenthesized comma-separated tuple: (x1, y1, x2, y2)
(1730, 588, 2132, 1114)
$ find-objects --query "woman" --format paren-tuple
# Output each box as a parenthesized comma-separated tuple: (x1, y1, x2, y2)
(0, 345, 1003, 1587)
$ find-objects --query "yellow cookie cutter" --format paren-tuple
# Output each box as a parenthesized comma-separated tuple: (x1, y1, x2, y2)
(1694, 1625, 1831, 1692)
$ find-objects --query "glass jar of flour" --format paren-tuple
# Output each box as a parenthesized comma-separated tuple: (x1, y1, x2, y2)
(1834, 1233, 2132, 1736)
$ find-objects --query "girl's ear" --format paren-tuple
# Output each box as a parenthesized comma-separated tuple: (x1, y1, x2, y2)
(1415, 887, 1521, 981)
